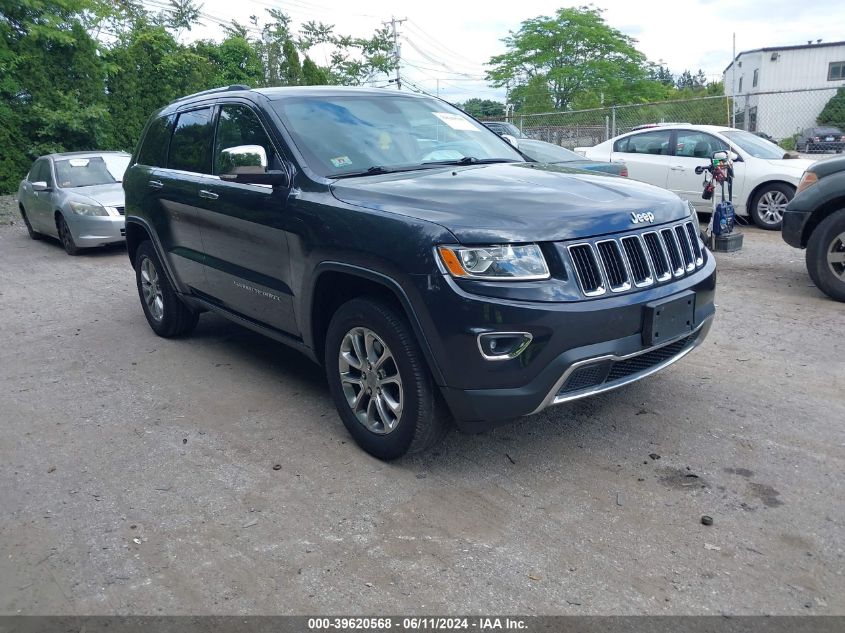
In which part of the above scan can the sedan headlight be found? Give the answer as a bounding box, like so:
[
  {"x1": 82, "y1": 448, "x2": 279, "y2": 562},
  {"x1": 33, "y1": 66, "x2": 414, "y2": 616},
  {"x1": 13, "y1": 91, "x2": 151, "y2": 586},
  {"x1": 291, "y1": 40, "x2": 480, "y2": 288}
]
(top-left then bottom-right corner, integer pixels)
[
  {"x1": 69, "y1": 201, "x2": 108, "y2": 216},
  {"x1": 437, "y1": 244, "x2": 550, "y2": 281}
]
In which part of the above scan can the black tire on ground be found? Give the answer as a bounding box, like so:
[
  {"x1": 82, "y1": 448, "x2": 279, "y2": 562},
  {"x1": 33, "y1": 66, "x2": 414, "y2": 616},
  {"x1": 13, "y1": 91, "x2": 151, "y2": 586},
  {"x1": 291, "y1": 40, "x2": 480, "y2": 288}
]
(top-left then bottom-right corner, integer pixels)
[
  {"x1": 749, "y1": 183, "x2": 794, "y2": 230},
  {"x1": 324, "y1": 297, "x2": 450, "y2": 460},
  {"x1": 805, "y1": 209, "x2": 845, "y2": 302},
  {"x1": 134, "y1": 240, "x2": 199, "y2": 337},
  {"x1": 56, "y1": 213, "x2": 80, "y2": 255},
  {"x1": 19, "y1": 206, "x2": 41, "y2": 240}
]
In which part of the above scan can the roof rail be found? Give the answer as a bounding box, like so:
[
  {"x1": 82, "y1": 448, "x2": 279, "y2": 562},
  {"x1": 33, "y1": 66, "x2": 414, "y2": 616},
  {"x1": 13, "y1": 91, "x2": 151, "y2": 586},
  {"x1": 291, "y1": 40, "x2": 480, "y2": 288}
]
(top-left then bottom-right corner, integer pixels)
[{"x1": 174, "y1": 84, "x2": 251, "y2": 103}]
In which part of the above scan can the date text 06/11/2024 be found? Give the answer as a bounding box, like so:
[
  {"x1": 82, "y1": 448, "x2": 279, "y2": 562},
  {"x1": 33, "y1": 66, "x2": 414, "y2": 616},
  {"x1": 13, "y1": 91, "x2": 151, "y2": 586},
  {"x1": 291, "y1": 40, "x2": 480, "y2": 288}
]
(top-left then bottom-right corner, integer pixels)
[{"x1": 307, "y1": 617, "x2": 528, "y2": 630}]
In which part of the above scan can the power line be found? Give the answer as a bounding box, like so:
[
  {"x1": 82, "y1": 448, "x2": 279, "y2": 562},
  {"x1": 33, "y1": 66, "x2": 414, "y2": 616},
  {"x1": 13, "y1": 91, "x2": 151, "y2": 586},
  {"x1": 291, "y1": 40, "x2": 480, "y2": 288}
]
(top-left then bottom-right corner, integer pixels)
[{"x1": 404, "y1": 20, "x2": 487, "y2": 71}]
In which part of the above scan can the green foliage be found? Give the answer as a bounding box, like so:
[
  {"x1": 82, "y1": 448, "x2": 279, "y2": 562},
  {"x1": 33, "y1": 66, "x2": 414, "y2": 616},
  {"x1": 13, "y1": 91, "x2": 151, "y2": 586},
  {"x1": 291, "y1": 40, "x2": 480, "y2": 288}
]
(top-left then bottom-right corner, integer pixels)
[
  {"x1": 0, "y1": 0, "x2": 398, "y2": 193},
  {"x1": 818, "y1": 88, "x2": 845, "y2": 129},
  {"x1": 459, "y1": 98, "x2": 505, "y2": 118},
  {"x1": 779, "y1": 133, "x2": 799, "y2": 151},
  {"x1": 487, "y1": 6, "x2": 655, "y2": 111}
]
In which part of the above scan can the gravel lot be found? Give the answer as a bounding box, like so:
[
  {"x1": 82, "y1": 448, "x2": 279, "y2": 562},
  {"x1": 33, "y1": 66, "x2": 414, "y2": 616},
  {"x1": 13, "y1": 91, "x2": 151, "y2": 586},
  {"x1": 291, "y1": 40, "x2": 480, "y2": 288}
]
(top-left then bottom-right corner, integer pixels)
[{"x1": 0, "y1": 220, "x2": 842, "y2": 616}]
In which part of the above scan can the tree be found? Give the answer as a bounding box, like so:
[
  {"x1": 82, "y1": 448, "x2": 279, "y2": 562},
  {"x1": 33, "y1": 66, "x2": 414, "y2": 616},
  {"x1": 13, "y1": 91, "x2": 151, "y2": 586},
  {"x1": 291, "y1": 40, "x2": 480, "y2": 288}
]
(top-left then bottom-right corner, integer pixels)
[
  {"x1": 818, "y1": 87, "x2": 845, "y2": 129},
  {"x1": 486, "y1": 6, "x2": 655, "y2": 110},
  {"x1": 460, "y1": 99, "x2": 505, "y2": 118},
  {"x1": 511, "y1": 76, "x2": 554, "y2": 114}
]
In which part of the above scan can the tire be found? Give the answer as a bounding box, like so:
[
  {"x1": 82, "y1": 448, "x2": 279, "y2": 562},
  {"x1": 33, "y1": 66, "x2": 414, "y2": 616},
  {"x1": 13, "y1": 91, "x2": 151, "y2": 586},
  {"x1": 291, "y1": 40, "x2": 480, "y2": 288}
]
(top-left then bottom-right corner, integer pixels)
[
  {"x1": 805, "y1": 209, "x2": 845, "y2": 302},
  {"x1": 56, "y1": 213, "x2": 80, "y2": 255},
  {"x1": 749, "y1": 183, "x2": 793, "y2": 230},
  {"x1": 134, "y1": 241, "x2": 199, "y2": 337},
  {"x1": 324, "y1": 297, "x2": 450, "y2": 460},
  {"x1": 19, "y1": 206, "x2": 41, "y2": 240}
]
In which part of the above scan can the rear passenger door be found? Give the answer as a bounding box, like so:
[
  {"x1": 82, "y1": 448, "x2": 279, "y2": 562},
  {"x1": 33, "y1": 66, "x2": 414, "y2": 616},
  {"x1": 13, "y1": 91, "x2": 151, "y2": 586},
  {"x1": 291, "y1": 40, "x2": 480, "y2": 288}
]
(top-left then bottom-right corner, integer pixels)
[
  {"x1": 194, "y1": 102, "x2": 298, "y2": 335},
  {"x1": 610, "y1": 130, "x2": 672, "y2": 188}
]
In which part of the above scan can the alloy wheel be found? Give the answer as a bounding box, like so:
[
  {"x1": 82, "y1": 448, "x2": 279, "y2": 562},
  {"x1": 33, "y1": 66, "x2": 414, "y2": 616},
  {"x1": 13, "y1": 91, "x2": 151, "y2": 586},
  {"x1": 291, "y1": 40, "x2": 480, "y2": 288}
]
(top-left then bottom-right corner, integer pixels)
[
  {"x1": 756, "y1": 190, "x2": 789, "y2": 226},
  {"x1": 827, "y1": 231, "x2": 845, "y2": 282},
  {"x1": 140, "y1": 256, "x2": 164, "y2": 322},
  {"x1": 338, "y1": 326, "x2": 403, "y2": 434}
]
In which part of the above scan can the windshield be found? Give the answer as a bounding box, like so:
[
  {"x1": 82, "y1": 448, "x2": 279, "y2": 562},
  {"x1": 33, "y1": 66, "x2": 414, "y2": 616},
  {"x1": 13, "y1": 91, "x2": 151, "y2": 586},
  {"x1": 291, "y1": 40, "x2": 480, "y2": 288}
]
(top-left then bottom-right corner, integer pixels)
[
  {"x1": 54, "y1": 154, "x2": 130, "y2": 188},
  {"x1": 721, "y1": 131, "x2": 785, "y2": 159},
  {"x1": 520, "y1": 141, "x2": 583, "y2": 163},
  {"x1": 272, "y1": 94, "x2": 523, "y2": 177}
]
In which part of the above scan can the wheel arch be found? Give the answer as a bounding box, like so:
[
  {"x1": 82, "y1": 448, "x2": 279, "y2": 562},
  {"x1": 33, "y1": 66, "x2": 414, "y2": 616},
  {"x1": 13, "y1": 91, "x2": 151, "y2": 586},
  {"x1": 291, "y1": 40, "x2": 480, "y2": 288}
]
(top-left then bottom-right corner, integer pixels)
[
  {"x1": 801, "y1": 198, "x2": 845, "y2": 248},
  {"x1": 308, "y1": 263, "x2": 445, "y2": 386},
  {"x1": 746, "y1": 179, "x2": 796, "y2": 213}
]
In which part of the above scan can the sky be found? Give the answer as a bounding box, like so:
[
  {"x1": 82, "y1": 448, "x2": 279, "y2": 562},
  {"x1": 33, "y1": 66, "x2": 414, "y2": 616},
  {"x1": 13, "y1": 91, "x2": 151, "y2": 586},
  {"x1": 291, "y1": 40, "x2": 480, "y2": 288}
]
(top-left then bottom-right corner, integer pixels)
[{"x1": 164, "y1": 0, "x2": 845, "y2": 103}]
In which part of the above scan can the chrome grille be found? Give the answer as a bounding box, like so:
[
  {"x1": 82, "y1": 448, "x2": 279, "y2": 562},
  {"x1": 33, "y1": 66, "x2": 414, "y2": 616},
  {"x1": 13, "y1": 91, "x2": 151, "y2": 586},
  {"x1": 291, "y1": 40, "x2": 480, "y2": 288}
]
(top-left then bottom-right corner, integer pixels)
[
  {"x1": 567, "y1": 221, "x2": 705, "y2": 298},
  {"x1": 568, "y1": 244, "x2": 606, "y2": 296}
]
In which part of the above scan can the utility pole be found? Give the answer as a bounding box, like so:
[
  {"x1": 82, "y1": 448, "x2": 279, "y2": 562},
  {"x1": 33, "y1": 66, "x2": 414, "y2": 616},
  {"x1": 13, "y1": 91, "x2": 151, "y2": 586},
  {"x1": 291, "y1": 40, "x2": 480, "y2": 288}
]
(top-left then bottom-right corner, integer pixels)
[{"x1": 383, "y1": 16, "x2": 407, "y2": 90}]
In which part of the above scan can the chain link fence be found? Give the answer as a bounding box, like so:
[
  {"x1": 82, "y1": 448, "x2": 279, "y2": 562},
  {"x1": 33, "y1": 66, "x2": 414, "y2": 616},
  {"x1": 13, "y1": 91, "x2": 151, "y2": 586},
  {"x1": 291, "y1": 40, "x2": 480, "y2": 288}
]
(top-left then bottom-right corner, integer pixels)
[{"x1": 487, "y1": 87, "x2": 842, "y2": 151}]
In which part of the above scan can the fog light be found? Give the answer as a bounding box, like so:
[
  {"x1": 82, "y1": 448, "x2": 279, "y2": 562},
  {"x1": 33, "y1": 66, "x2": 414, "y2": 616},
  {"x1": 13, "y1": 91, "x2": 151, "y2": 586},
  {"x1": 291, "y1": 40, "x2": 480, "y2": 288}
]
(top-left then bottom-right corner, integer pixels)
[{"x1": 477, "y1": 332, "x2": 533, "y2": 361}]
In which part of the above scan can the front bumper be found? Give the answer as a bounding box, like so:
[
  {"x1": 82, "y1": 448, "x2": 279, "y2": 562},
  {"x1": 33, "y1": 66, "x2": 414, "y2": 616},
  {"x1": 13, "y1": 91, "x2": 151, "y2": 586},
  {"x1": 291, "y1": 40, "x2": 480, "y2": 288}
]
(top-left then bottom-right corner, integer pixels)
[
  {"x1": 409, "y1": 256, "x2": 716, "y2": 430},
  {"x1": 781, "y1": 209, "x2": 811, "y2": 249},
  {"x1": 67, "y1": 213, "x2": 125, "y2": 247}
]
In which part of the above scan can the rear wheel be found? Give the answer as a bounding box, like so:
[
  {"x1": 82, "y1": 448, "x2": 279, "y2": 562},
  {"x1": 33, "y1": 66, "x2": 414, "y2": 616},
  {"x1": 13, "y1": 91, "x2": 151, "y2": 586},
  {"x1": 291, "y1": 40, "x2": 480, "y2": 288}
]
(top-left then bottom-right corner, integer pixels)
[
  {"x1": 56, "y1": 214, "x2": 80, "y2": 255},
  {"x1": 19, "y1": 206, "x2": 41, "y2": 240},
  {"x1": 749, "y1": 183, "x2": 793, "y2": 230},
  {"x1": 134, "y1": 241, "x2": 199, "y2": 337},
  {"x1": 806, "y1": 210, "x2": 845, "y2": 302},
  {"x1": 325, "y1": 297, "x2": 450, "y2": 460}
]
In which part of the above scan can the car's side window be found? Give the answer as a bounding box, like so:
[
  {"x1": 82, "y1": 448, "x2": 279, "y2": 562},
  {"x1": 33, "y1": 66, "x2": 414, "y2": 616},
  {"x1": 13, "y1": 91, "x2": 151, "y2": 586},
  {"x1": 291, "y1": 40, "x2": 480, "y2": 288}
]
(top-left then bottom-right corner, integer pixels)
[
  {"x1": 213, "y1": 104, "x2": 278, "y2": 174},
  {"x1": 137, "y1": 114, "x2": 175, "y2": 167},
  {"x1": 618, "y1": 131, "x2": 672, "y2": 155},
  {"x1": 675, "y1": 131, "x2": 728, "y2": 158},
  {"x1": 168, "y1": 107, "x2": 214, "y2": 174},
  {"x1": 28, "y1": 159, "x2": 45, "y2": 183}
]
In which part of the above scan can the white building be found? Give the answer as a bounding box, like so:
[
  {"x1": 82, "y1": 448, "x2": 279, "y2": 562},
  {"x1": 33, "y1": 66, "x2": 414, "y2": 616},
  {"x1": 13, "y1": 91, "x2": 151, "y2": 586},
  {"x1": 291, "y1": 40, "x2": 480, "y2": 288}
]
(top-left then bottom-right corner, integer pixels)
[{"x1": 723, "y1": 40, "x2": 845, "y2": 139}]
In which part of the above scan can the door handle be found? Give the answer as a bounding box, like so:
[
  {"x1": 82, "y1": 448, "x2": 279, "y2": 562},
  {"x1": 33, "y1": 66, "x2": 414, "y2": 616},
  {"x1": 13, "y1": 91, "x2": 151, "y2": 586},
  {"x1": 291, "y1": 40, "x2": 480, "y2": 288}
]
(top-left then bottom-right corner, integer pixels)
[
  {"x1": 148, "y1": 180, "x2": 163, "y2": 190},
  {"x1": 670, "y1": 165, "x2": 685, "y2": 171},
  {"x1": 198, "y1": 189, "x2": 219, "y2": 200}
]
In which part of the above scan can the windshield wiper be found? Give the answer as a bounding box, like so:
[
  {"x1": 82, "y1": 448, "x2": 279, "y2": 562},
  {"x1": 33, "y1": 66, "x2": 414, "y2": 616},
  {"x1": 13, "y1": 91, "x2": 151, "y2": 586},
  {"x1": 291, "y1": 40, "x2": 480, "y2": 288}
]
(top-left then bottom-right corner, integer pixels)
[
  {"x1": 422, "y1": 157, "x2": 521, "y2": 166},
  {"x1": 332, "y1": 164, "x2": 439, "y2": 179}
]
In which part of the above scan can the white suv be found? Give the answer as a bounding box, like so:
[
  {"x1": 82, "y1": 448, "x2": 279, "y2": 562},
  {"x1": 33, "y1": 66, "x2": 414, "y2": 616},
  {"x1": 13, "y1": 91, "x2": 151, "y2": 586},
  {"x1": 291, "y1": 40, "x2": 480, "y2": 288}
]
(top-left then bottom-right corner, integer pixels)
[{"x1": 579, "y1": 125, "x2": 815, "y2": 229}]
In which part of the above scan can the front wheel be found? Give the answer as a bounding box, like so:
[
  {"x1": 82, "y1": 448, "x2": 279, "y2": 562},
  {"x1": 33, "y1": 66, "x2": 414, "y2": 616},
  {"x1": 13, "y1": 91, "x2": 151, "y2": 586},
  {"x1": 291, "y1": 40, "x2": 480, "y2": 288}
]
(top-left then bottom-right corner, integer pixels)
[
  {"x1": 749, "y1": 183, "x2": 793, "y2": 230},
  {"x1": 134, "y1": 241, "x2": 199, "y2": 337},
  {"x1": 324, "y1": 297, "x2": 450, "y2": 460},
  {"x1": 806, "y1": 209, "x2": 845, "y2": 302},
  {"x1": 56, "y1": 214, "x2": 80, "y2": 255}
]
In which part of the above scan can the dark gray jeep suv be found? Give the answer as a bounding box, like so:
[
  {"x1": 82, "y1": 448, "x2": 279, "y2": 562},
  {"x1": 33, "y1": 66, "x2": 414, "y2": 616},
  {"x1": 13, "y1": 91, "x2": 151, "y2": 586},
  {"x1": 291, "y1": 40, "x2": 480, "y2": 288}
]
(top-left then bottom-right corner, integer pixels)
[{"x1": 124, "y1": 85, "x2": 716, "y2": 459}]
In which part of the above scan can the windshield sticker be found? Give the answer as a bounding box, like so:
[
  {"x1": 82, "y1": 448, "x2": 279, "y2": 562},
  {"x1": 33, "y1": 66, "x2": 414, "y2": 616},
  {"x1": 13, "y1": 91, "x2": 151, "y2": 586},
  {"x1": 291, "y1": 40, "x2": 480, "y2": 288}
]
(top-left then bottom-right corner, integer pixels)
[
  {"x1": 432, "y1": 112, "x2": 479, "y2": 131},
  {"x1": 68, "y1": 159, "x2": 90, "y2": 167},
  {"x1": 330, "y1": 156, "x2": 352, "y2": 168}
]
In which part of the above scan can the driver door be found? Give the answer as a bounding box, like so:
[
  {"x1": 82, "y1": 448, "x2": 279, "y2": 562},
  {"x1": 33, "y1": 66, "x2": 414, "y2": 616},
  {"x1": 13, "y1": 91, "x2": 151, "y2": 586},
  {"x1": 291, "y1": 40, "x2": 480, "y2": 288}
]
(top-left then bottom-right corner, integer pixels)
[
  {"x1": 666, "y1": 130, "x2": 730, "y2": 211},
  {"x1": 26, "y1": 159, "x2": 57, "y2": 234}
]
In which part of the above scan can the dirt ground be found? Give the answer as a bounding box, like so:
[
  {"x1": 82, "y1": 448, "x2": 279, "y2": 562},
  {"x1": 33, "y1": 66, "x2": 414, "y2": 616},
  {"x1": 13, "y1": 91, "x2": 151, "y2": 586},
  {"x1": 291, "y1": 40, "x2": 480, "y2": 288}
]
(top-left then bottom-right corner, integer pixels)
[{"x1": 0, "y1": 219, "x2": 842, "y2": 616}]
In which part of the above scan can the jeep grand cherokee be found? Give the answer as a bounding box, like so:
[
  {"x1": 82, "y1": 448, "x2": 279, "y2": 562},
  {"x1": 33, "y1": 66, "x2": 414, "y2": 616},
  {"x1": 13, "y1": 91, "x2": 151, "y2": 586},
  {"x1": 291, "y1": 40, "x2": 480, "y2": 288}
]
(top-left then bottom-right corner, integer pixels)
[{"x1": 123, "y1": 86, "x2": 716, "y2": 460}]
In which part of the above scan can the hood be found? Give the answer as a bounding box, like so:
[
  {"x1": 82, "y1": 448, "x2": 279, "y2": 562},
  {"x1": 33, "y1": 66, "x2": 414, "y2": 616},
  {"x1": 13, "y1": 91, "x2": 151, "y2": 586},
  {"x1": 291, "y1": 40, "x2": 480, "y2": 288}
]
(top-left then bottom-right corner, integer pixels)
[
  {"x1": 65, "y1": 182, "x2": 125, "y2": 208},
  {"x1": 331, "y1": 162, "x2": 687, "y2": 243},
  {"x1": 764, "y1": 158, "x2": 815, "y2": 172}
]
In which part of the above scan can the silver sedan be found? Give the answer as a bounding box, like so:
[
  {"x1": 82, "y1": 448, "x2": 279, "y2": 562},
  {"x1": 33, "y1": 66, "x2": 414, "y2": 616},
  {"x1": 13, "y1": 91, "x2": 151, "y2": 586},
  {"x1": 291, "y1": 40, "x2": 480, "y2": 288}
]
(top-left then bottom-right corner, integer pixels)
[{"x1": 17, "y1": 151, "x2": 131, "y2": 255}]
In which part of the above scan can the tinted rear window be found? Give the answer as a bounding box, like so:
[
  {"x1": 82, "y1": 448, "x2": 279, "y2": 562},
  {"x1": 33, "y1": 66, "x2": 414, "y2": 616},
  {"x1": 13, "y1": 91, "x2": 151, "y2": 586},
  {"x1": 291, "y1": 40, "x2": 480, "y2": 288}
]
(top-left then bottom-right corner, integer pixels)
[
  {"x1": 137, "y1": 114, "x2": 174, "y2": 167},
  {"x1": 168, "y1": 108, "x2": 214, "y2": 173}
]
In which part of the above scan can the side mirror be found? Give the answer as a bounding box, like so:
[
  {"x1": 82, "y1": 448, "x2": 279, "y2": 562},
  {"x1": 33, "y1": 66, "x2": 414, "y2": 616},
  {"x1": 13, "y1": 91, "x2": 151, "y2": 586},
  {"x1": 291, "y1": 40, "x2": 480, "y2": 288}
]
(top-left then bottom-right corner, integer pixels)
[
  {"x1": 501, "y1": 134, "x2": 519, "y2": 149},
  {"x1": 219, "y1": 145, "x2": 289, "y2": 187},
  {"x1": 31, "y1": 181, "x2": 50, "y2": 192},
  {"x1": 712, "y1": 150, "x2": 728, "y2": 161}
]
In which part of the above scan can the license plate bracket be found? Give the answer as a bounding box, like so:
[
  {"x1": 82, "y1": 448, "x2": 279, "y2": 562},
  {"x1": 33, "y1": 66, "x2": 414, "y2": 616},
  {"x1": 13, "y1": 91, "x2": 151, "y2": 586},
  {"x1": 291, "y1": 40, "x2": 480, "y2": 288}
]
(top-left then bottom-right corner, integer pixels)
[{"x1": 642, "y1": 291, "x2": 695, "y2": 346}]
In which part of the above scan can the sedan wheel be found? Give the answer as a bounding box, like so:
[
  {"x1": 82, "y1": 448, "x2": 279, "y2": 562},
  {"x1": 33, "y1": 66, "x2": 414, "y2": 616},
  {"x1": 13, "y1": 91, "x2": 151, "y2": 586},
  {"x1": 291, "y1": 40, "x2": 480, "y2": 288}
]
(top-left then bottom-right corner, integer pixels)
[
  {"x1": 56, "y1": 214, "x2": 80, "y2": 255},
  {"x1": 750, "y1": 184, "x2": 793, "y2": 230}
]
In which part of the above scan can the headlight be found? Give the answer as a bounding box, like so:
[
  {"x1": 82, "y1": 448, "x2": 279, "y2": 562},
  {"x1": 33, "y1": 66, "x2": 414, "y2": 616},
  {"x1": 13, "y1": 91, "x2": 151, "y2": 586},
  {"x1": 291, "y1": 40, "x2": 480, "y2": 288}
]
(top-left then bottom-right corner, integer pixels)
[
  {"x1": 69, "y1": 201, "x2": 108, "y2": 216},
  {"x1": 437, "y1": 244, "x2": 550, "y2": 280},
  {"x1": 796, "y1": 171, "x2": 818, "y2": 194}
]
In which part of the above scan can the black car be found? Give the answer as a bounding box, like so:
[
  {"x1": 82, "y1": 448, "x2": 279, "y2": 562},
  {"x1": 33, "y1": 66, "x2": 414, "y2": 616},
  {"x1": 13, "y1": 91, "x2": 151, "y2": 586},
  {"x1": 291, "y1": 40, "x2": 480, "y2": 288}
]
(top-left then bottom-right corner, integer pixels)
[
  {"x1": 783, "y1": 155, "x2": 845, "y2": 301},
  {"x1": 795, "y1": 126, "x2": 845, "y2": 154},
  {"x1": 124, "y1": 86, "x2": 716, "y2": 460}
]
